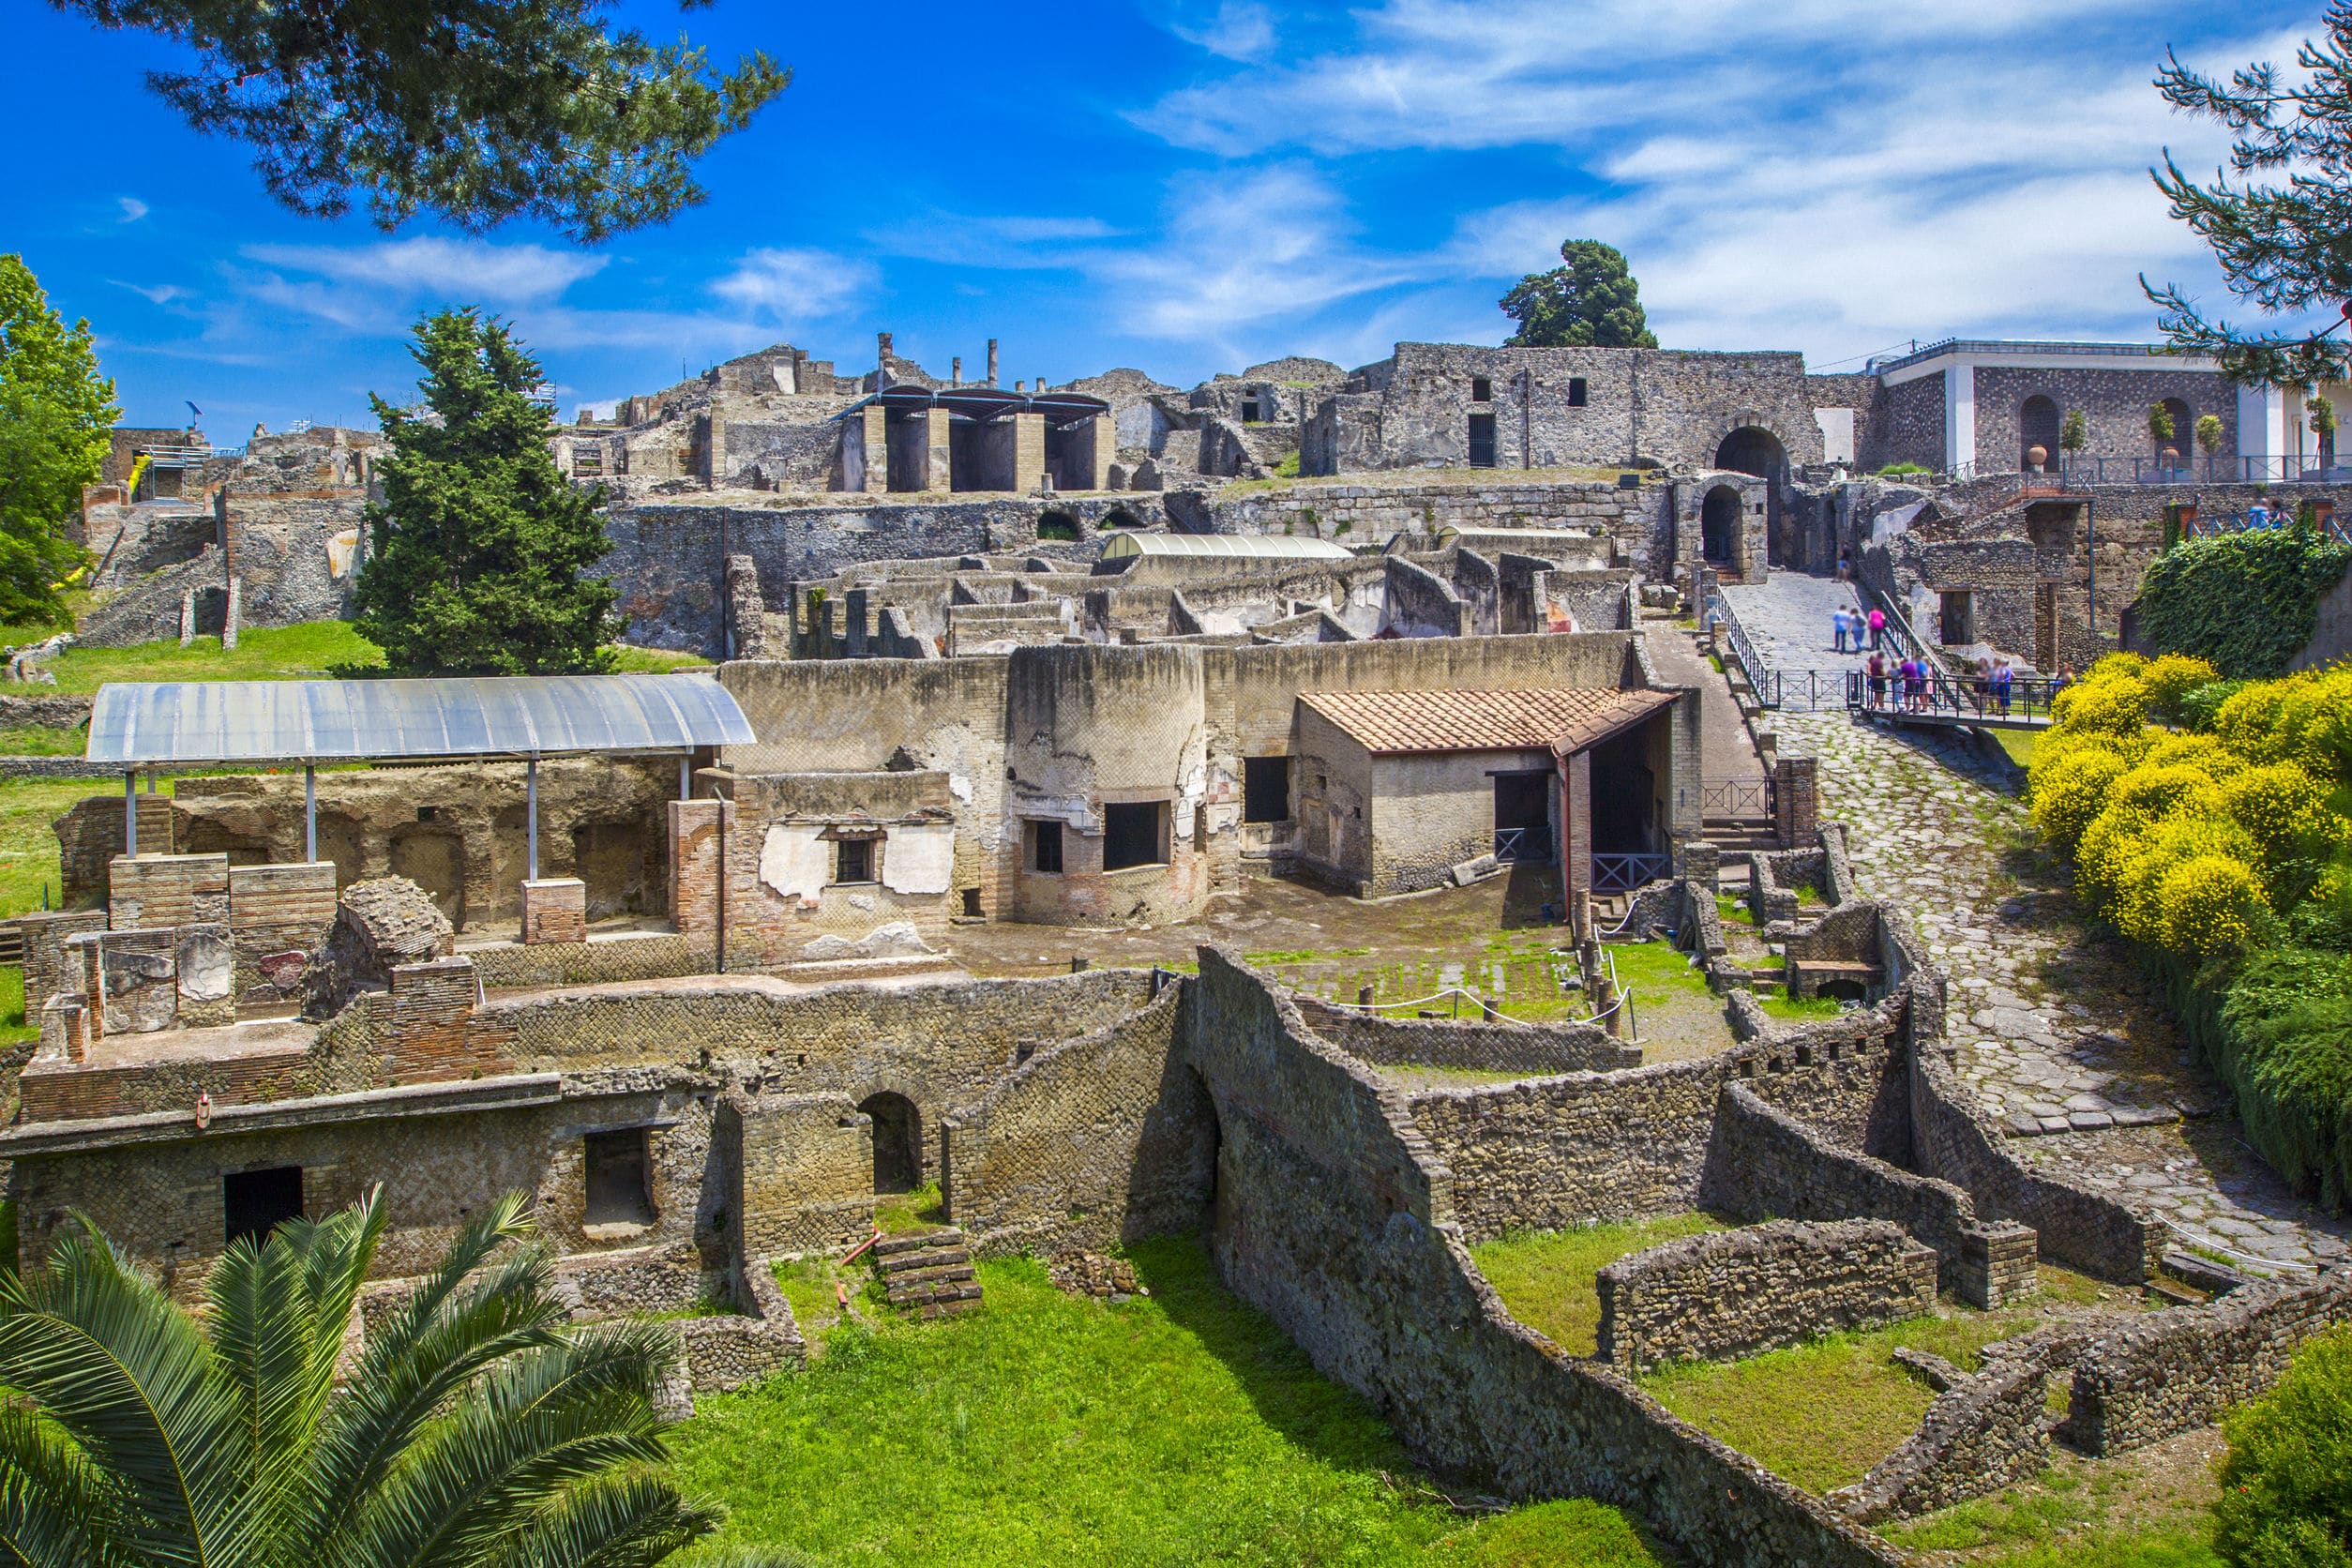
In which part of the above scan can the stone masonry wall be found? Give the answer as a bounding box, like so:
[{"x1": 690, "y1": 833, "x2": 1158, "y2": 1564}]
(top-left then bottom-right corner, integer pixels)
[
  {"x1": 1298, "y1": 1001, "x2": 1641, "y2": 1075},
  {"x1": 1594, "y1": 1219, "x2": 1937, "y2": 1371},
  {"x1": 1184, "y1": 948, "x2": 1903, "y2": 1567}
]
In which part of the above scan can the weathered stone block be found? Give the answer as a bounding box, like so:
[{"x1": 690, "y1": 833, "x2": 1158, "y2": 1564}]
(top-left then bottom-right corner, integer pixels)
[{"x1": 521, "y1": 878, "x2": 589, "y2": 945}]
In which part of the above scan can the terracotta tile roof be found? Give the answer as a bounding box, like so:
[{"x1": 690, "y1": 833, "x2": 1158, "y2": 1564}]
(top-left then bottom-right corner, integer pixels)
[{"x1": 1297, "y1": 687, "x2": 1674, "y2": 757}]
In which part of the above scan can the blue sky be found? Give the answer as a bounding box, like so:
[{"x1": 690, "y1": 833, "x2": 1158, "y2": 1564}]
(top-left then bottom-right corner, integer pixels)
[{"x1": 2, "y1": 0, "x2": 2320, "y2": 432}]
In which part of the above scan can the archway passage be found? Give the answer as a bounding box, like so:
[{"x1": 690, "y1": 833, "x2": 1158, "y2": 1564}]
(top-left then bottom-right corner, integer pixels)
[
  {"x1": 2020, "y1": 396, "x2": 2060, "y2": 473},
  {"x1": 859, "y1": 1092, "x2": 922, "y2": 1194},
  {"x1": 2157, "y1": 399, "x2": 2193, "y2": 462},
  {"x1": 1035, "y1": 510, "x2": 1079, "y2": 542},
  {"x1": 1701, "y1": 486, "x2": 1742, "y2": 566},
  {"x1": 1713, "y1": 426, "x2": 1787, "y2": 479}
]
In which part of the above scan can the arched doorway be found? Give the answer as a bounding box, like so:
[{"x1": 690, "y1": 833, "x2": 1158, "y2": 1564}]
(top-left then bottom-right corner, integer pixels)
[
  {"x1": 1714, "y1": 427, "x2": 1787, "y2": 480},
  {"x1": 1701, "y1": 486, "x2": 1742, "y2": 567},
  {"x1": 858, "y1": 1092, "x2": 922, "y2": 1194},
  {"x1": 2156, "y1": 399, "x2": 2192, "y2": 467},
  {"x1": 1102, "y1": 507, "x2": 1141, "y2": 529},
  {"x1": 1035, "y1": 510, "x2": 1079, "y2": 542},
  {"x1": 2020, "y1": 396, "x2": 2060, "y2": 474}
]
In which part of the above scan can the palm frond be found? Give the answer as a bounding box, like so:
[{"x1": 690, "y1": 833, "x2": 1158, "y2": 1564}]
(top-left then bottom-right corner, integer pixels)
[
  {"x1": 0, "y1": 1405, "x2": 133, "y2": 1568},
  {"x1": 0, "y1": 1222, "x2": 263, "y2": 1568},
  {"x1": 479, "y1": 1476, "x2": 722, "y2": 1568}
]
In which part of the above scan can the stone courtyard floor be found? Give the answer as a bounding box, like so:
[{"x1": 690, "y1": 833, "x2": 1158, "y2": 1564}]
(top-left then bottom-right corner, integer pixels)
[{"x1": 1731, "y1": 568, "x2": 2349, "y2": 1278}]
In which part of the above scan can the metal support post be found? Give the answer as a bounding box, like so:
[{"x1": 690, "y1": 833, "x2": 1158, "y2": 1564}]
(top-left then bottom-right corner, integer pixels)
[
  {"x1": 305, "y1": 765, "x2": 316, "y2": 862},
  {"x1": 526, "y1": 758, "x2": 539, "y2": 882},
  {"x1": 124, "y1": 772, "x2": 137, "y2": 856}
]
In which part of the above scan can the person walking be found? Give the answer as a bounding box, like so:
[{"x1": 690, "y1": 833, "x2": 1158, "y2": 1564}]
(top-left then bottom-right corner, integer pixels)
[
  {"x1": 1866, "y1": 604, "x2": 1886, "y2": 650},
  {"x1": 1866, "y1": 650, "x2": 1889, "y2": 709},
  {"x1": 1832, "y1": 606, "x2": 1850, "y2": 654},
  {"x1": 1992, "y1": 657, "x2": 2014, "y2": 717}
]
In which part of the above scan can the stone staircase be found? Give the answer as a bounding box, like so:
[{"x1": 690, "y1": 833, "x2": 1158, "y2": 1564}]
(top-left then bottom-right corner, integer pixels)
[
  {"x1": 873, "y1": 1227, "x2": 985, "y2": 1319},
  {"x1": 1703, "y1": 815, "x2": 1781, "y2": 874}
]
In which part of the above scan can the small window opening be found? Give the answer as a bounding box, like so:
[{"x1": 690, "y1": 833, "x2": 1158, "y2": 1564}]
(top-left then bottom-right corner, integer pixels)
[
  {"x1": 1470, "y1": 377, "x2": 1493, "y2": 402},
  {"x1": 1568, "y1": 378, "x2": 1589, "y2": 407},
  {"x1": 583, "y1": 1127, "x2": 655, "y2": 1227},
  {"x1": 415, "y1": 806, "x2": 438, "y2": 822},
  {"x1": 1027, "y1": 819, "x2": 1063, "y2": 873},
  {"x1": 1243, "y1": 756, "x2": 1291, "y2": 824},
  {"x1": 223, "y1": 1166, "x2": 304, "y2": 1247},
  {"x1": 960, "y1": 887, "x2": 984, "y2": 916},
  {"x1": 834, "y1": 837, "x2": 874, "y2": 884},
  {"x1": 1103, "y1": 801, "x2": 1168, "y2": 871}
]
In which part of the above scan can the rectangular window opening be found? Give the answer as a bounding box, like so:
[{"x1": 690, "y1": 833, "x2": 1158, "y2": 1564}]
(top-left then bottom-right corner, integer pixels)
[
  {"x1": 1103, "y1": 801, "x2": 1168, "y2": 871},
  {"x1": 1470, "y1": 377, "x2": 1493, "y2": 402},
  {"x1": 834, "y1": 837, "x2": 874, "y2": 884},
  {"x1": 1027, "y1": 819, "x2": 1063, "y2": 874},
  {"x1": 1468, "y1": 413, "x2": 1498, "y2": 468},
  {"x1": 960, "y1": 887, "x2": 984, "y2": 916},
  {"x1": 1568, "y1": 377, "x2": 1589, "y2": 407},
  {"x1": 1243, "y1": 756, "x2": 1291, "y2": 824},
  {"x1": 584, "y1": 1127, "x2": 655, "y2": 1227},
  {"x1": 223, "y1": 1166, "x2": 304, "y2": 1248}
]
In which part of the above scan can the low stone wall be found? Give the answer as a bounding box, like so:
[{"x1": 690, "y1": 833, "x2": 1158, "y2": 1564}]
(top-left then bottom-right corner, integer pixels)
[
  {"x1": 1596, "y1": 1219, "x2": 1936, "y2": 1371},
  {"x1": 2071, "y1": 1263, "x2": 2352, "y2": 1454},
  {"x1": 0, "y1": 694, "x2": 93, "y2": 729},
  {"x1": 1298, "y1": 1001, "x2": 1641, "y2": 1075},
  {"x1": 1834, "y1": 1324, "x2": 2090, "y2": 1523}
]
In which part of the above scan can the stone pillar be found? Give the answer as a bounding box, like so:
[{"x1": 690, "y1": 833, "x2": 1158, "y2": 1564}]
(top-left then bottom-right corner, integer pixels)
[
  {"x1": 1012, "y1": 413, "x2": 1047, "y2": 492},
  {"x1": 859, "y1": 406, "x2": 887, "y2": 495},
  {"x1": 669, "y1": 798, "x2": 737, "y2": 935},
  {"x1": 221, "y1": 577, "x2": 241, "y2": 651},
  {"x1": 1681, "y1": 839, "x2": 1720, "y2": 897},
  {"x1": 951, "y1": 356, "x2": 962, "y2": 387},
  {"x1": 520, "y1": 878, "x2": 588, "y2": 944},
  {"x1": 986, "y1": 338, "x2": 999, "y2": 388},
  {"x1": 1089, "y1": 415, "x2": 1113, "y2": 491},
  {"x1": 1959, "y1": 1222, "x2": 2039, "y2": 1309},
  {"x1": 1773, "y1": 754, "x2": 1818, "y2": 850},
  {"x1": 705, "y1": 412, "x2": 726, "y2": 489},
  {"x1": 1562, "y1": 750, "x2": 1592, "y2": 905},
  {"x1": 178, "y1": 591, "x2": 197, "y2": 648},
  {"x1": 843, "y1": 589, "x2": 870, "y2": 657},
  {"x1": 924, "y1": 408, "x2": 953, "y2": 491}
]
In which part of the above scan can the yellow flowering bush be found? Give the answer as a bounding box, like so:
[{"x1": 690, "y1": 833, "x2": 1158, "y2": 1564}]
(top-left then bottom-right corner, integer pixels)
[
  {"x1": 2158, "y1": 854, "x2": 2265, "y2": 957},
  {"x1": 2113, "y1": 812, "x2": 2259, "y2": 945},
  {"x1": 2144, "y1": 654, "x2": 2222, "y2": 715},
  {"x1": 2028, "y1": 746, "x2": 2133, "y2": 853},
  {"x1": 2222, "y1": 763, "x2": 2339, "y2": 866}
]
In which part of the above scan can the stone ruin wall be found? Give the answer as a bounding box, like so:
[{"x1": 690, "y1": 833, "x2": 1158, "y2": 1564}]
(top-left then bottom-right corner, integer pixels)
[{"x1": 1595, "y1": 1218, "x2": 1938, "y2": 1372}]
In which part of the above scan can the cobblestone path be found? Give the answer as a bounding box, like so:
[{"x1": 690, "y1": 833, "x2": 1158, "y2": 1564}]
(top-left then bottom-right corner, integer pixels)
[{"x1": 1728, "y1": 572, "x2": 2347, "y2": 1277}]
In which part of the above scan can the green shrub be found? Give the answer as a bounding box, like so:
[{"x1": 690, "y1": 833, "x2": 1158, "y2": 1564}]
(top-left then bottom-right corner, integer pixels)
[
  {"x1": 2135, "y1": 530, "x2": 2352, "y2": 678},
  {"x1": 1275, "y1": 452, "x2": 1301, "y2": 478},
  {"x1": 2213, "y1": 1327, "x2": 2352, "y2": 1566},
  {"x1": 2182, "y1": 680, "x2": 2252, "y2": 731},
  {"x1": 2214, "y1": 948, "x2": 2352, "y2": 1208},
  {"x1": 1877, "y1": 462, "x2": 1929, "y2": 476}
]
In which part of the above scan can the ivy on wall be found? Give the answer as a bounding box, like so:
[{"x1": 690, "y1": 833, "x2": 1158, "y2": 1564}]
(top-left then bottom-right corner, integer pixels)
[{"x1": 2136, "y1": 528, "x2": 2352, "y2": 678}]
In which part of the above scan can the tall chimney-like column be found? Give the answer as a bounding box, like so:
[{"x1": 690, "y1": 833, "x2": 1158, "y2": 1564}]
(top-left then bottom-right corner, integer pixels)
[
  {"x1": 987, "y1": 339, "x2": 999, "y2": 388},
  {"x1": 952, "y1": 356, "x2": 962, "y2": 387}
]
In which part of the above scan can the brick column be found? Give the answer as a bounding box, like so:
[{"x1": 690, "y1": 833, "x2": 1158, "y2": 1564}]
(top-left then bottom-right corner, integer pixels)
[
  {"x1": 1562, "y1": 750, "x2": 1592, "y2": 905},
  {"x1": 1773, "y1": 754, "x2": 1818, "y2": 850},
  {"x1": 382, "y1": 957, "x2": 491, "y2": 1083},
  {"x1": 860, "y1": 407, "x2": 887, "y2": 494},
  {"x1": 1012, "y1": 413, "x2": 1046, "y2": 492},
  {"x1": 520, "y1": 878, "x2": 588, "y2": 944},
  {"x1": 924, "y1": 408, "x2": 952, "y2": 491},
  {"x1": 1681, "y1": 840, "x2": 1720, "y2": 897},
  {"x1": 1088, "y1": 414, "x2": 1112, "y2": 491},
  {"x1": 669, "y1": 799, "x2": 737, "y2": 934},
  {"x1": 1959, "y1": 1222, "x2": 2039, "y2": 1309}
]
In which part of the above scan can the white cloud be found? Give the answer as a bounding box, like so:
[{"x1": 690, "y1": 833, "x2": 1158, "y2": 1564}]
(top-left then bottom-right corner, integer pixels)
[
  {"x1": 116, "y1": 196, "x2": 148, "y2": 223},
  {"x1": 1168, "y1": 1, "x2": 1276, "y2": 61},
  {"x1": 709, "y1": 248, "x2": 876, "y2": 322},
  {"x1": 240, "y1": 236, "x2": 610, "y2": 307},
  {"x1": 112, "y1": 279, "x2": 186, "y2": 306}
]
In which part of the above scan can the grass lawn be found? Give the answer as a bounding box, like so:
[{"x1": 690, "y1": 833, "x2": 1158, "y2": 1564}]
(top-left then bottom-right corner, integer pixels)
[
  {"x1": 0, "y1": 776, "x2": 134, "y2": 920},
  {"x1": 1756, "y1": 992, "x2": 1846, "y2": 1024},
  {"x1": 1602, "y1": 940, "x2": 1731, "y2": 1061},
  {"x1": 685, "y1": 1237, "x2": 1666, "y2": 1568},
  {"x1": 1471, "y1": 1213, "x2": 1729, "y2": 1356},
  {"x1": 0, "y1": 726, "x2": 92, "y2": 756},
  {"x1": 1991, "y1": 729, "x2": 2038, "y2": 770}
]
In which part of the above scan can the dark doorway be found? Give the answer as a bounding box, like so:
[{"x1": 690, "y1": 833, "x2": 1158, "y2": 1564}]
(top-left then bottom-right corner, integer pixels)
[
  {"x1": 1036, "y1": 511, "x2": 1079, "y2": 541},
  {"x1": 1103, "y1": 801, "x2": 1168, "y2": 870},
  {"x1": 1243, "y1": 757, "x2": 1290, "y2": 823},
  {"x1": 1492, "y1": 772, "x2": 1551, "y2": 863},
  {"x1": 1103, "y1": 508, "x2": 1142, "y2": 529},
  {"x1": 859, "y1": 1092, "x2": 922, "y2": 1194},
  {"x1": 583, "y1": 1127, "x2": 655, "y2": 1226},
  {"x1": 1701, "y1": 486, "x2": 1742, "y2": 565},
  {"x1": 2019, "y1": 396, "x2": 2060, "y2": 473},
  {"x1": 1714, "y1": 426, "x2": 1787, "y2": 479},
  {"x1": 1468, "y1": 413, "x2": 1498, "y2": 467},
  {"x1": 223, "y1": 1166, "x2": 304, "y2": 1247},
  {"x1": 1940, "y1": 592, "x2": 1976, "y2": 646},
  {"x1": 1589, "y1": 725, "x2": 1657, "y2": 855},
  {"x1": 1027, "y1": 819, "x2": 1063, "y2": 873},
  {"x1": 2157, "y1": 399, "x2": 2192, "y2": 465}
]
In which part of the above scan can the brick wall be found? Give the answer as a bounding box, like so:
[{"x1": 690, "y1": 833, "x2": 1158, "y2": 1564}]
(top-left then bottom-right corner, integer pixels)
[{"x1": 107, "y1": 852, "x2": 228, "y2": 929}]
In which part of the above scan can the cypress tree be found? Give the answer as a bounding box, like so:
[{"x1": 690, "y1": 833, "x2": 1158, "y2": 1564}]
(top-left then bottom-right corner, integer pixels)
[{"x1": 354, "y1": 310, "x2": 622, "y2": 675}]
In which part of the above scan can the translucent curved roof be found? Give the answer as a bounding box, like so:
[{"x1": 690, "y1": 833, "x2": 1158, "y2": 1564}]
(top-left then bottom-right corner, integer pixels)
[
  {"x1": 88, "y1": 673, "x2": 753, "y2": 767},
  {"x1": 1099, "y1": 531, "x2": 1353, "y2": 562}
]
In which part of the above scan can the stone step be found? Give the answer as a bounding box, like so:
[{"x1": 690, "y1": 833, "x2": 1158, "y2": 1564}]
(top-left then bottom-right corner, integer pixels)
[
  {"x1": 879, "y1": 1245, "x2": 970, "y2": 1274},
  {"x1": 884, "y1": 1262, "x2": 977, "y2": 1290},
  {"x1": 913, "y1": 1297, "x2": 984, "y2": 1320},
  {"x1": 872, "y1": 1227, "x2": 966, "y2": 1258},
  {"x1": 889, "y1": 1276, "x2": 983, "y2": 1304}
]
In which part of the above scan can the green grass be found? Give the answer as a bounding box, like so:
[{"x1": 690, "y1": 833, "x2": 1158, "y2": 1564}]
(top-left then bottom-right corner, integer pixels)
[
  {"x1": 875, "y1": 1182, "x2": 946, "y2": 1233},
  {"x1": 1602, "y1": 941, "x2": 1715, "y2": 1002},
  {"x1": 1471, "y1": 1214, "x2": 1729, "y2": 1356},
  {"x1": 23, "y1": 622, "x2": 386, "y2": 691},
  {"x1": 1886, "y1": 1475, "x2": 2220, "y2": 1565},
  {"x1": 1713, "y1": 893, "x2": 1747, "y2": 927},
  {"x1": 1992, "y1": 729, "x2": 2039, "y2": 769},
  {"x1": 0, "y1": 776, "x2": 137, "y2": 919},
  {"x1": 1639, "y1": 1307, "x2": 2067, "y2": 1495},
  {"x1": 0, "y1": 726, "x2": 90, "y2": 756},
  {"x1": 1756, "y1": 992, "x2": 1845, "y2": 1023},
  {"x1": 608, "y1": 643, "x2": 715, "y2": 672},
  {"x1": 683, "y1": 1238, "x2": 1665, "y2": 1567}
]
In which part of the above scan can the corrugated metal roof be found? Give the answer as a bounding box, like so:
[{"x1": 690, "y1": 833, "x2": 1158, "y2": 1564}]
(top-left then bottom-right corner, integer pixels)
[
  {"x1": 1100, "y1": 532, "x2": 1353, "y2": 562},
  {"x1": 1298, "y1": 687, "x2": 1673, "y2": 756},
  {"x1": 88, "y1": 673, "x2": 753, "y2": 767}
]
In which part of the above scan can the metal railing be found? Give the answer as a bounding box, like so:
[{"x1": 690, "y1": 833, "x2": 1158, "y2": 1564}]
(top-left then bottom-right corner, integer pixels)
[
  {"x1": 1708, "y1": 591, "x2": 1781, "y2": 708},
  {"x1": 1845, "y1": 667, "x2": 2063, "y2": 725},
  {"x1": 2044, "y1": 455, "x2": 2329, "y2": 486},
  {"x1": 1772, "y1": 670, "x2": 1852, "y2": 712},
  {"x1": 1592, "y1": 852, "x2": 1670, "y2": 892},
  {"x1": 1701, "y1": 776, "x2": 1775, "y2": 817},
  {"x1": 1494, "y1": 825, "x2": 1552, "y2": 864},
  {"x1": 2182, "y1": 507, "x2": 2352, "y2": 547}
]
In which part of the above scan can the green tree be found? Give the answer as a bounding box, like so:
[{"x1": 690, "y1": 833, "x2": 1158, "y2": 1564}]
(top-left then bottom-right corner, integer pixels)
[
  {"x1": 50, "y1": 1, "x2": 787, "y2": 242},
  {"x1": 2151, "y1": 400, "x2": 2179, "y2": 445},
  {"x1": 2060, "y1": 408, "x2": 2089, "y2": 453},
  {"x1": 0, "y1": 1191, "x2": 763, "y2": 1568},
  {"x1": 2198, "y1": 413, "x2": 2227, "y2": 456},
  {"x1": 2213, "y1": 1326, "x2": 2352, "y2": 1566},
  {"x1": 1500, "y1": 240, "x2": 1658, "y2": 349},
  {"x1": 0, "y1": 255, "x2": 113, "y2": 629},
  {"x1": 2145, "y1": 8, "x2": 2352, "y2": 384},
  {"x1": 354, "y1": 310, "x2": 623, "y2": 674},
  {"x1": 2314, "y1": 394, "x2": 2341, "y2": 443}
]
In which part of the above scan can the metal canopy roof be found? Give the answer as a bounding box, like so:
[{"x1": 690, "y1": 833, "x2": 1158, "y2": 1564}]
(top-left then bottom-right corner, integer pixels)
[
  {"x1": 834, "y1": 384, "x2": 1110, "y2": 428},
  {"x1": 87, "y1": 673, "x2": 754, "y2": 768},
  {"x1": 1099, "y1": 531, "x2": 1354, "y2": 562}
]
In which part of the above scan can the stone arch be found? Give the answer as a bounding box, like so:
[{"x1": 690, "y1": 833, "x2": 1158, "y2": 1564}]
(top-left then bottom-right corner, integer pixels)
[
  {"x1": 2019, "y1": 396, "x2": 2060, "y2": 472},
  {"x1": 1713, "y1": 425, "x2": 1788, "y2": 480},
  {"x1": 1102, "y1": 507, "x2": 1143, "y2": 529},
  {"x1": 1035, "y1": 510, "x2": 1080, "y2": 542},
  {"x1": 857, "y1": 1091, "x2": 923, "y2": 1195},
  {"x1": 1701, "y1": 485, "x2": 1742, "y2": 566}
]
